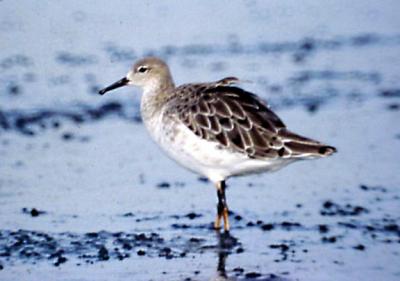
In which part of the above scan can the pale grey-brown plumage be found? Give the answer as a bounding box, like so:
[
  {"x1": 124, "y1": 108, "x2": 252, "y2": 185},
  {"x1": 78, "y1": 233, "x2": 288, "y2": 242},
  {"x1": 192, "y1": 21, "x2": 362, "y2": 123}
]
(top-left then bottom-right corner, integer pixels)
[{"x1": 99, "y1": 57, "x2": 336, "y2": 232}]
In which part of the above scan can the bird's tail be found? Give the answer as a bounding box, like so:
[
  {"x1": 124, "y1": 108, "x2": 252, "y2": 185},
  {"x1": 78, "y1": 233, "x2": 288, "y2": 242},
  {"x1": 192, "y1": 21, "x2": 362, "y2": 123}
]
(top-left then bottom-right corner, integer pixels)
[{"x1": 278, "y1": 129, "x2": 337, "y2": 159}]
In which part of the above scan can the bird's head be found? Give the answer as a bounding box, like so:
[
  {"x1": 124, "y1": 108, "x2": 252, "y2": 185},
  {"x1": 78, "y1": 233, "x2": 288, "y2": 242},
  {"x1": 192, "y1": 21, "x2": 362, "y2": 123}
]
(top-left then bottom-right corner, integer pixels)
[{"x1": 99, "y1": 57, "x2": 174, "y2": 95}]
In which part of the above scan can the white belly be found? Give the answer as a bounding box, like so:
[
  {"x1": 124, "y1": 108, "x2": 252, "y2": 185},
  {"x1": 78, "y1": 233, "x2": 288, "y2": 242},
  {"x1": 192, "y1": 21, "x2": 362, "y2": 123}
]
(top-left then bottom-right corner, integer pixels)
[{"x1": 142, "y1": 111, "x2": 293, "y2": 183}]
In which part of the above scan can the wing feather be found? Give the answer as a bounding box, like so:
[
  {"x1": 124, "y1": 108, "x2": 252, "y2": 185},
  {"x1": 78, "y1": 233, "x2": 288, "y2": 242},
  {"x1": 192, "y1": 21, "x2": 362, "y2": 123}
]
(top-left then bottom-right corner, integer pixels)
[{"x1": 165, "y1": 80, "x2": 335, "y2": 159}]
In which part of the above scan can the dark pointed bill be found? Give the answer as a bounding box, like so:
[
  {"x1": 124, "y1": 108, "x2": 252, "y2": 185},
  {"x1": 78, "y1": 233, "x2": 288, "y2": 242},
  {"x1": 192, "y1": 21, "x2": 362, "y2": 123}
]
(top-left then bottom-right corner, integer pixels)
[{"x1": 98, "y1": 77, "x2": 129, "y2": 95}]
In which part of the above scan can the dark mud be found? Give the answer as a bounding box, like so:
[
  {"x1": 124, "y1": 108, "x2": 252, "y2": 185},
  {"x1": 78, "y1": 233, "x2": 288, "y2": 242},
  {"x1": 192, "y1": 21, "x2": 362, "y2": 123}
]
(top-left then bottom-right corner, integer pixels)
[
  {"x1": 0, "y1": 220, "x2": 397, "y2": 280},
  {"x1": 1, "y1": 184, "x2": 398, "y2": 269},
  {"x1": 0, "y1": 230, "x2": 193, "y2": 265},
  {"x1": 0, "y1": 229, "x2": 288, "y2": 280},
  {"x1": 0, "y1": 101, "x2": 140, "y2": 136},
  {"x1": 21, "y1": 208, "x2": 46, "y2": 217}
]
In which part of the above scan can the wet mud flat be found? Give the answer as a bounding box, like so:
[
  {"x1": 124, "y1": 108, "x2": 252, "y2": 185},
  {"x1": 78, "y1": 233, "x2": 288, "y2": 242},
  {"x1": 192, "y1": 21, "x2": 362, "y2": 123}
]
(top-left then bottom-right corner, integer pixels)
[
  {"x1": 0, "y1": 182, "x2": 399, "y2": 281},
  {"x1": 1, "y1": 2, "x2": 400, "y2": 279},
  {"x1": 0, "y1": 96, "x2": 399, "y2": 280},
  {"x1": 1, "y1": 53, "x2": 400, "y2": 280},
  {"x1": 1, "y1": 51, "x2": 400, "y2": 280}
]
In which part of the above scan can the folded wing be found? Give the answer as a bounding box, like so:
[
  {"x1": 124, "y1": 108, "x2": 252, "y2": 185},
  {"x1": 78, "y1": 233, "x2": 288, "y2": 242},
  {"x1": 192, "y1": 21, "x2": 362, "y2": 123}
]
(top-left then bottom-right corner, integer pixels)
[{"x1": 166, "y1": 79, "x2": 336, "y2": 160}]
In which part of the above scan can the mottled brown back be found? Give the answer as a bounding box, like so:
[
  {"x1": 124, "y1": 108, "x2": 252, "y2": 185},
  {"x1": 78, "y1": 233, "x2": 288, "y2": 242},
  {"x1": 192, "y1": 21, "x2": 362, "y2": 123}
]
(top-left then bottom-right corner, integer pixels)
[{"x1": 165, "y1": 78, "x2": 336, "y2": 159}]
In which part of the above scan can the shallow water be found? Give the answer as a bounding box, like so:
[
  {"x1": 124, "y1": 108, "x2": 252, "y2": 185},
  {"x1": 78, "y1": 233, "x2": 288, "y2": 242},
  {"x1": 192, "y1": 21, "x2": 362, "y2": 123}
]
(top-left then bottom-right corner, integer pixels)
[{"x1": 1, "y1": 1, "x2": 400, "y2": 281}]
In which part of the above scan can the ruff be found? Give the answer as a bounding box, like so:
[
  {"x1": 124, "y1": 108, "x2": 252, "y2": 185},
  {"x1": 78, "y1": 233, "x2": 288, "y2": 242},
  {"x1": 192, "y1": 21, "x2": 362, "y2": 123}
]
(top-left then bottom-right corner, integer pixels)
[{"x1": 99, "y1": 57, "x2": 336, "y2": 232}]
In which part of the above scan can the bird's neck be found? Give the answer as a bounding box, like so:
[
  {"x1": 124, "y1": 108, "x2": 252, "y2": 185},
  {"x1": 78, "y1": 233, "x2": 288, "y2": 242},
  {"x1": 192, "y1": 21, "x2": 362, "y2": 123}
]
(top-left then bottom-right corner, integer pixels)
[{"x1": 140, "y1": 80, "x2": 175, "y2": 120}]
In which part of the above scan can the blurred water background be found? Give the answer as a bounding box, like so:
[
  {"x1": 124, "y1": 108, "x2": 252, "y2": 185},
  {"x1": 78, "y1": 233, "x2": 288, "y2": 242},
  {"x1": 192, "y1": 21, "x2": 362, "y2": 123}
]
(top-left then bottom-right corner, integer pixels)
[{"x1": 0, "y1": 1, "x2": 399, "y2": 281}]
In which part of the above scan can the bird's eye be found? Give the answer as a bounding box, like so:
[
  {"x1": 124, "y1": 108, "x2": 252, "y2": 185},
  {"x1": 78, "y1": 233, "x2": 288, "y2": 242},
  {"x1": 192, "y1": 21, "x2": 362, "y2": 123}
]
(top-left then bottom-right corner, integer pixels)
[{"x1": 137, "y1": 66, "x2": 149, "y2": 73}]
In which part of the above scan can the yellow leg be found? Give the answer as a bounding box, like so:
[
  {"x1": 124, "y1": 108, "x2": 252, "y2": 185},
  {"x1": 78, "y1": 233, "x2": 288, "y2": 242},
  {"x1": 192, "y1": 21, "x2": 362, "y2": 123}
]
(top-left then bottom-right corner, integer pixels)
[
  {"x1": 214, "y1": 215, "x2": 221, "y2": 230},
  {"x1": 214, "y1": 181, "x2": 230, "y2": 232},
  {"x1": 222, "y1": 207, "x2": 230, "y2": 232}
]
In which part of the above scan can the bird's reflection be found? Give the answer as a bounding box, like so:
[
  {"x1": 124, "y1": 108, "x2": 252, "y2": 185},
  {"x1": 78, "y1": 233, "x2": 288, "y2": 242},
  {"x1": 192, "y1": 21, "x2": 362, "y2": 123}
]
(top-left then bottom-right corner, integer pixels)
[
  {"x1": 212, "y1": 231, "x2": 238, "y2": 281},
  {"x1": 216, "y1": 251, "x2": 228, "y2": 279},
  {"x1": 211, "y1": 231, "x2": 288, "y2": 281}
]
